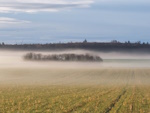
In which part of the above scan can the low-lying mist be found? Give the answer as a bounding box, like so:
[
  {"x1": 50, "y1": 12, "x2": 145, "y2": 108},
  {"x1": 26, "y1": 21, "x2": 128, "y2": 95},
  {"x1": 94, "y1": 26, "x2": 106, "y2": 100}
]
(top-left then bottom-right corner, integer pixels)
[
  {"x1": 0, "y1": 49, "x2": 150, "y2": 86},
  {"x1": 0, "y1": 49, "x2": 150, "y2": 69},
  {"x1": 0, "y1": 68, "x2": 150, "y2": 86}
]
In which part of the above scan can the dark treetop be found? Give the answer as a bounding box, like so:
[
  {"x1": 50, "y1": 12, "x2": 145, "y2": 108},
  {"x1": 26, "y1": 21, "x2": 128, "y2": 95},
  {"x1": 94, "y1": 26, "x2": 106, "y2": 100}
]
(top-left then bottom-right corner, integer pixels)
[{"x1": 24, "y1": 53, "x2": 103, "y2": 62}]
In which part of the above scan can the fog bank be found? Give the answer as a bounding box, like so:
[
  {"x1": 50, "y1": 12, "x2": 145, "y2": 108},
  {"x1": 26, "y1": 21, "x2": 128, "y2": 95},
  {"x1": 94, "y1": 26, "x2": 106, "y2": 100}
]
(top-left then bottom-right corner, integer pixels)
[
  {"x1": 0, "y1": 50, "x2": 150, "y2": 86},
  {"x1": 0, "y1": 50, "x2": 150, "y2": 68}
]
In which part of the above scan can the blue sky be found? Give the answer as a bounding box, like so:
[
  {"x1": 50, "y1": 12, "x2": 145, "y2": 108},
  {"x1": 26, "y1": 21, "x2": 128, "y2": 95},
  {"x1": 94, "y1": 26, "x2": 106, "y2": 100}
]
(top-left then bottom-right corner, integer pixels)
[{"x1": 0, "y1": 0, "x2": 150, "y2": 44}]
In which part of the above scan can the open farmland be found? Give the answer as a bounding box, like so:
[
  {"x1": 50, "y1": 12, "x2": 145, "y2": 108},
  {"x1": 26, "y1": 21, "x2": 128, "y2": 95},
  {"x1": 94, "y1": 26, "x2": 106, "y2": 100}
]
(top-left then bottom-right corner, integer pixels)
[
  {"x1": 0, "y1": 68, "x2": 150, "y2": 113},
  {"x1": 0, "y1": 51, "x2": 150, "y2": 112}
]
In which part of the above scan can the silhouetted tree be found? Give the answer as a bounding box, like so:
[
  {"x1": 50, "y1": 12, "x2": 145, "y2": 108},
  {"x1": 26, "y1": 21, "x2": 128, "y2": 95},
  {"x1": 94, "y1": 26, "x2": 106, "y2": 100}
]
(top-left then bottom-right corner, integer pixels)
[
  {"x1": 83, "y1": 39, "x2": 87, "y2": 43},
  {"x1": 2, "y1": 42, "x2": 5, "y2": 46},
  {"x1": 24, "y1": 53, "x2": 103, "y2": 62}
]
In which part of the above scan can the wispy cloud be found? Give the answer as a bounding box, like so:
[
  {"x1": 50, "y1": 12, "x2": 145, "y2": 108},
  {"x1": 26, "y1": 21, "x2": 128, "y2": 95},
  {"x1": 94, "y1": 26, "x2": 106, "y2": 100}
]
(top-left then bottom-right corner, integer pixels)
[
  {"x1": 0, "y1": 0, "x2": 94, "y2": 13},
  {"x1": 0, "y1": 17, "x2": 30, "y2": 24}
]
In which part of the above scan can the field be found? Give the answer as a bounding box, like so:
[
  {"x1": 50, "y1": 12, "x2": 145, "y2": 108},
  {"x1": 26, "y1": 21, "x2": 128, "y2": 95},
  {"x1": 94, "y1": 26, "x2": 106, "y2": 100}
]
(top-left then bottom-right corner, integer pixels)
[
  {"x1": 0, "y1": 68, "x2": 150, "y2": 113},
  {"x1": 0, "y1": 51, "x2": 150, "y2": 112}
]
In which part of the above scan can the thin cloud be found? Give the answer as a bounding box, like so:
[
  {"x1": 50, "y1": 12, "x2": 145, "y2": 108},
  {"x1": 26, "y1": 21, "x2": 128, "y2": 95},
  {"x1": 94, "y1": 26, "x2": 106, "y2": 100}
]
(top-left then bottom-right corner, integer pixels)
[
  {"x1": 0, "y1": 17, "x2": 30, "y2": 24},
  {"x1": 0, "y1": 0, "x2": 94, "y2": 13}
]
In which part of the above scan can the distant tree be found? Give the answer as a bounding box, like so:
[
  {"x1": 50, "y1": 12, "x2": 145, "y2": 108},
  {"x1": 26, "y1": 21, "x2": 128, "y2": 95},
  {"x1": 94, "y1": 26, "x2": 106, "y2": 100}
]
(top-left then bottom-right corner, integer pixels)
[
  {"x1": 136, "y1": 41, "x2": 141, "y2": 44},
  {"x1": 146, "y1": 42, "x2": 149, "y2": 45},
  {"x1": 83, "y1": 39, "x2": 87, "y2": 43},
  {"x1": 111, "y1": 40, "x2": 118, "y2": 43},
  {"x1": 2, "y1": 42, "x2": 5, "y2": 46},
  {"x1": 128, "y1": 41, "x2": 130, "y2": 44},
  {"x1": 24, "y1": 53, "x2": 103, "y2": 62}
]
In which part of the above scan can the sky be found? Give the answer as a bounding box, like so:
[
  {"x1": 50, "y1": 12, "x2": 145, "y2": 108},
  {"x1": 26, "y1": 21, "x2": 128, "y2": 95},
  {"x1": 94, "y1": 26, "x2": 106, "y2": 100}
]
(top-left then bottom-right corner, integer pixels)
[{"x1": 0, "y1": 0, "x2": 150, "y2": 44}]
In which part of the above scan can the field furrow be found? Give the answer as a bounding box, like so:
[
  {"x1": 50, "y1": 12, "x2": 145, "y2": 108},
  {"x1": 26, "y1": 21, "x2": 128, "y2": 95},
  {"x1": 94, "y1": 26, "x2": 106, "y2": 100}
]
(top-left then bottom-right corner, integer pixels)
[{"x1": 0, "y1": 68, "x2": 150, "y2": 112}]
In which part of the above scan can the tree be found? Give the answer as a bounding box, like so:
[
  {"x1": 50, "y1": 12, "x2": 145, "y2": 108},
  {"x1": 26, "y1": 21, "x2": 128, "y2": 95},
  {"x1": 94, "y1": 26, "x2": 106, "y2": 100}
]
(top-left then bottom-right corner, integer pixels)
[
  {"x1": 111, "y1": 40, "x2": 118, "y2": 43},
  {"x1": 2, "y1": 42, "x2": 5, "y2": 46},
  {"x1": 83, "y1": 39, "x2": 87, "y2": 43}
]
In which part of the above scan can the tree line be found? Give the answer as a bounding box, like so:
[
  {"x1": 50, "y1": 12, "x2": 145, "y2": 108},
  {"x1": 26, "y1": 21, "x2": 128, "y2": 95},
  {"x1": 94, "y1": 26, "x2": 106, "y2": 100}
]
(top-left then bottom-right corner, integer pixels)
[
  {"x1": 24, "y1": 53, "x2": 103, "y2": 62},
  {"x1": 0, "y1": 40, "x2": 150, "y2": 52}
]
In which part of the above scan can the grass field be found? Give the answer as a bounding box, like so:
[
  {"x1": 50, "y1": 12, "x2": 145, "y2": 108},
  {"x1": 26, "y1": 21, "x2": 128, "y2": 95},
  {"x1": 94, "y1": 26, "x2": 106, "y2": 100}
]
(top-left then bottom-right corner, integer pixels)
[{"x1": 0, "y1": 68, "x2": 150, "y2": 113}]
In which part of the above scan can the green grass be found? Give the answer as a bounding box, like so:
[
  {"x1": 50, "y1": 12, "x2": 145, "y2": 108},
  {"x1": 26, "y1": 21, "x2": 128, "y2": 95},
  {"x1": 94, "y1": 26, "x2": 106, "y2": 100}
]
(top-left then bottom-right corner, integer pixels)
[{"x1": 0, "y1": 68, "x2": 150, "y2": 113}]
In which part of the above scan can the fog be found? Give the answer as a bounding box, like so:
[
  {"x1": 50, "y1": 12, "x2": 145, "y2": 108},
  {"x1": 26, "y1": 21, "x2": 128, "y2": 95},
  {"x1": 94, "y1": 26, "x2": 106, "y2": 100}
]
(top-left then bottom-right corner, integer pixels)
[
  {"x1": 0, "y1": 50, "x2": 150, "y2": 68},
  {"x1": 0, "y1": 50, "x2": 150, "y2": 86}
]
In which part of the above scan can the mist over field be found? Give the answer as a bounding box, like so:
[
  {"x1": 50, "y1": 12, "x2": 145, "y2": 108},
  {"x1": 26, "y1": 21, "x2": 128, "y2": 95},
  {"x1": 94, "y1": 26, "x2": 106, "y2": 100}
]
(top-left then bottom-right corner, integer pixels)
[
  {"x1": 1, "y1": 0, "x2": 150, "y2": 111},
  {"x1": 0, "y1": 50, "x2": 150, "y2": 68},
  {"x1": 0, "y1": 50, "x2": 150, "y2": 86},
  {"x1": 0, "y1": 50, "x2": 150, "y2": 112}
]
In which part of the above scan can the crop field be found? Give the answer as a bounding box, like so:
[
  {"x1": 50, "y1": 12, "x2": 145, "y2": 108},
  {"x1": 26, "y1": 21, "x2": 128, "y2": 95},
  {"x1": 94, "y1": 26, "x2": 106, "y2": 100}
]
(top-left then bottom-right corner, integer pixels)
[{"x1": 0, "y1": 68, "x2": 150, "y2": 113}]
